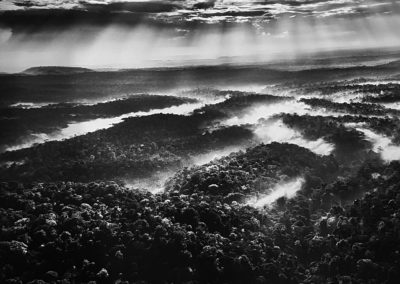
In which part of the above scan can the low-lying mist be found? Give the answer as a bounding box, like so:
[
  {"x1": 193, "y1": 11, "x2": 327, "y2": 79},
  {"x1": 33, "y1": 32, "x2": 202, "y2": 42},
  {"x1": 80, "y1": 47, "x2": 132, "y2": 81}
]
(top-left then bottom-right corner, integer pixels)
[
  {"x1": 5, "y1": 96, "x2": 226, "y2": 152},
  {"x1": 356, "y1": 127, "x2": 400, "y2": 161},
  {"x1": 219, "y1": 99, "x2": 336, "y2": 155},
  {"x1": 190, "y1": 146, "x2": 245, "y2": 166},
  {"x1": 254, "y1": 120, "x2": 334, "y2": 156},
  {"x1": 222, "y1": 100, "x2": 343, "y2": 126},
  {"x1": 124, "y1": 170, "x2": 177, "y2": 194},
  {"x1": 247, "y1": 177, "x2": 305, "y2": 208}
]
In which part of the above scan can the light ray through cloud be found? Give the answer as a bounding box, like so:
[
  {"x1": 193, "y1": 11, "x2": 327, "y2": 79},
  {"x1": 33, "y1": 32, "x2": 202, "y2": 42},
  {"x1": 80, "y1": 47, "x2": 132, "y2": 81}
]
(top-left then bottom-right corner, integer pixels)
[{"x1": 1, "y1": 1, "x2": 400, "y2": 72}]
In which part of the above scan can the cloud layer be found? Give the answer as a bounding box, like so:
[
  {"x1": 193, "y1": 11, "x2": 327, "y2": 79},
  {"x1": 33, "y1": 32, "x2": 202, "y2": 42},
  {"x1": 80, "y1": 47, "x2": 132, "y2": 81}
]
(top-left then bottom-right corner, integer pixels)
[
  {"x1": 0, "y1": 1, "x2": 400, "y2": 72},
  {"x1": 2, "y1": 0, "x2": 400, "y2": 28}
]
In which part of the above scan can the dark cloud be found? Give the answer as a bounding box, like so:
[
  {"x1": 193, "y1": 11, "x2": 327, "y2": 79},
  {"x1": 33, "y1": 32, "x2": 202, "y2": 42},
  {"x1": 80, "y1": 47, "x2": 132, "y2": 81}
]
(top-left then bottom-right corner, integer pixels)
[
  {"x1": 0, "y1": 1, "x2": 188, "y2": 33},
  {"x1": 13, "y1": 1, "x2": 38, "y2": 8},
  {"x1": 82, "y1": 1, "x2": 182, "y2": 13},
  {"x1": 193, "y1": 0, "x2": 216, "y2": 10},
  {"x1": 0, "y1": 9, "x2": 145, "y2": 32},
  {"x1": 0, "y1": 1, "x2": 185, "y2": 32},
  {"x1": 203, "y1": 10, "x2": 270, "y2": 18},
  {"x1": 0, "y1": 0, "x2": 400, "y2": 32}
]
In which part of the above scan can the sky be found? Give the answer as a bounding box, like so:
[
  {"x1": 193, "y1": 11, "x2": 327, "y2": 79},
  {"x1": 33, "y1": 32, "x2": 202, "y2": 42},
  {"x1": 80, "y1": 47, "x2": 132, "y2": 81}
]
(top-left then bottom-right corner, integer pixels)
[{"x1": 0, "y1": 0, "x2": 400, "y2": 72}]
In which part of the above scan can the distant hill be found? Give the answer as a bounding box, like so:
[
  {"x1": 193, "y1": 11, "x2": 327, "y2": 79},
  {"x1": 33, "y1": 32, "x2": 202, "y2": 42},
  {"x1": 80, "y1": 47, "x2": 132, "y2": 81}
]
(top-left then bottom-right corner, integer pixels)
[
  {"x1": 22, "y1": 66, "x2": 93, "y2": 75},
  {"x1": 377, "y1": 59, "x2": 400, "y2": 69}
]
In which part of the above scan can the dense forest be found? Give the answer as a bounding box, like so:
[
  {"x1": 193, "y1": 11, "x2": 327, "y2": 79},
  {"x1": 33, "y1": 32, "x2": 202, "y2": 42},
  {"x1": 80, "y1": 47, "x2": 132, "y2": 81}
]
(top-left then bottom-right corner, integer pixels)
[{"x1": 1, "y1": 62, "x2": 400, "y2": 283}]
